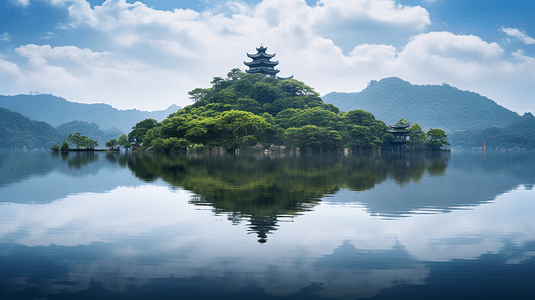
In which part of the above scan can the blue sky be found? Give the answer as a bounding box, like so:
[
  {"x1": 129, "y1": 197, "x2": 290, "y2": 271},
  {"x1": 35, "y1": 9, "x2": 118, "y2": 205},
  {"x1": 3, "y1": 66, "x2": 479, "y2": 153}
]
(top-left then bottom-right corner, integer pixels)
[{"x1": 1, "y1": 0, "x2": 534, "y2": 113}]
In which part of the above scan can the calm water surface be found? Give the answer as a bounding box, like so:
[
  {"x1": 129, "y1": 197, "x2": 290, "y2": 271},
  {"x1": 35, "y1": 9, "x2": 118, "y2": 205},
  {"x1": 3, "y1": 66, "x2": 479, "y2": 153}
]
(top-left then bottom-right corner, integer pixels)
[{"x1": 0, "y1": 150, "x2": 534, "y2": 299}]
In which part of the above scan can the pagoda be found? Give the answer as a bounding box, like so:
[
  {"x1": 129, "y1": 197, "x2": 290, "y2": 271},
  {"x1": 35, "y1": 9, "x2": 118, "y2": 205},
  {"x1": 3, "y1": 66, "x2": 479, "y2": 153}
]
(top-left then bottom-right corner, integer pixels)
[
  {"x1": 244, "y1": 45, "x2": 293, "y2": 79},
  {"x1": 387, "y1": 120, "x2": 410, "y2": 149}
]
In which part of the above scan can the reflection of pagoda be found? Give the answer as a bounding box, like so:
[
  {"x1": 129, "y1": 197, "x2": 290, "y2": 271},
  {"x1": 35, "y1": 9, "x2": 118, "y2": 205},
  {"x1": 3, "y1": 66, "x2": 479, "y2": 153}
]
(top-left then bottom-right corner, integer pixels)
[
  {"x1": 247, "y1": 215, "x2": 279, "y2": 244},
  {"x1": 387, "y1": 120, "x2": 410, "y2": 149},
  {"x1": 244, "y1": 45, "x2": 293, "y2": 79}
]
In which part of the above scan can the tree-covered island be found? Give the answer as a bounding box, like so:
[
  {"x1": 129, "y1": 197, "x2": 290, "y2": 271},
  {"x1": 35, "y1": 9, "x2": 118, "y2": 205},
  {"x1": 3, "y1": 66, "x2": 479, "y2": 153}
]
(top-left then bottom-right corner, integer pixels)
[{"x1": 126, "y1": 68, "x2": 449, "y2": 153}]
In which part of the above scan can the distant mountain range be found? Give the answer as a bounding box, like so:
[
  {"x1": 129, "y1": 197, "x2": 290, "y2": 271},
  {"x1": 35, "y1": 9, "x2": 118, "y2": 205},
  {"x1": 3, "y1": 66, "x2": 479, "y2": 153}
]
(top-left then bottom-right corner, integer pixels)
[
  {"x1": 449, "y1": 112, "x2": 535, "y2": 149},
  {"x1": 2, "y1": 79, "x2": 532, "y2": 150},
  {"x1": 0, "y1": 107, "x2": 63, "y2": 149},
  {"x1": 0, "y1": 94, "x2": 181, "y2": 133},
  {"x1": 0, "y1": 108, "x2": 130, "y2": 149},
  {"x1": 56, "y1": 121, "x2": 123, "y2": 146},
  {"x1": 322, "y1": 77, "x2": 521, "y2": 132}
]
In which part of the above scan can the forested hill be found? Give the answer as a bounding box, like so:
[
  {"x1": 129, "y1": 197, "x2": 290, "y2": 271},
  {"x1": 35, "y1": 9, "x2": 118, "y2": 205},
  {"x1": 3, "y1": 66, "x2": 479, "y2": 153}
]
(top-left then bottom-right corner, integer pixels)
[
  {"x1": 0, "y1": 94, "x2": 181, "y2": 133},
  {"x1": 0, "y1": 107, "x2": 63, "y2": 149},
  {"x1": 131, "y1": 68, "x2": 450, "y2": 153},
  {"x1": 322, "y1": 77, "x2": 520, "y2": 132},
  {"x1": 449, "y1": 112, "x2": 535, "y2": 149}
]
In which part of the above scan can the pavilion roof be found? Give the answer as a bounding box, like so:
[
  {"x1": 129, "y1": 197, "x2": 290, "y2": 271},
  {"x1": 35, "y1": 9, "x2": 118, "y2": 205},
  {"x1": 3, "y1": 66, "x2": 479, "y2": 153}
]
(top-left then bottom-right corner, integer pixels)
[
  {"x1": 247, "y1": 52, "x2": 276, "y2": 59},
  {"x1": 387, "y1": 128, "x2": 408, "y2": 133},
  {"x1": 390, "y1": 120, "x2": 410, "y2": 129},
  {"x1": 244, "y1": 59, "x2": 279, "y2": 67},
  {"x1": 245, "y1": 68, "x2": 280, "y2": 75}
]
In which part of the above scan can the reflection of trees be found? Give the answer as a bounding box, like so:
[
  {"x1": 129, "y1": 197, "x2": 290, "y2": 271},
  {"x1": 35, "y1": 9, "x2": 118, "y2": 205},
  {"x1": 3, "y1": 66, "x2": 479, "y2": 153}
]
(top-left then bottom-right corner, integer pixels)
[
  {"x1": 247, "y1": 215, "x2": 279, "y2": 244},
  {"x1": 65, "y1": 152, "x2": 98, "y2": 169},
  {"x1": 118, "y1": 152, "x2": 450, "y2": 243},
  {"x1": 382, "y1": 152, "x2": 450, "y2": 186}
]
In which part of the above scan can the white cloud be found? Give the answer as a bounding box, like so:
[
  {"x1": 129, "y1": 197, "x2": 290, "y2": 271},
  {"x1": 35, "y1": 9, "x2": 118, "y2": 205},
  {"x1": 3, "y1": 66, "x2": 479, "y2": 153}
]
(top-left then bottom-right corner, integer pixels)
[
  {"x1": 0, "y1": 57, "x2": 23, "y2": 89},
  {"x1": 502, "y1": 27, "x2": 535, "y2": 45},
  {"x1": 311, "y1": 0, "x2": 431, "y2": 30},
  {"x1": 2, "y1": 0, "x2": 535, "y2": 114},
  {"x1": 9, "y1": 0, "x2": 30, "y2": 7},
  {"x1": 0, "y1": 32, "x2": 10, "y2": 42}
]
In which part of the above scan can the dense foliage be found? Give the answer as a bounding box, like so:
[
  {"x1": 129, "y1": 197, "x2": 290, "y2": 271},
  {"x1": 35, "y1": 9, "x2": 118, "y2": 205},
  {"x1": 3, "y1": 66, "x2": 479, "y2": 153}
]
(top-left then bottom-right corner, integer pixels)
[
  {"x1": 449, "y1": 112, "x2": 535, "y2": 149},
  {"x1": 67, "y1": 132, "x2": 98, "y2": 149},
  {"x1": 322, "y1": 77, "x2": 520, "y2": 132},
  {"x1": 134, "y1": 69, "x2": 390, "y2": 152}
]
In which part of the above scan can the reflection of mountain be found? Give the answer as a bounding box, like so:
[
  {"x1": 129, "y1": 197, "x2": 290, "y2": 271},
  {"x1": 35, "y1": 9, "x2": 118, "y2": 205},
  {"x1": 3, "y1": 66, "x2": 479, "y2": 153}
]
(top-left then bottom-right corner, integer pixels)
[
  {"x1": 314, "y1": 240, "x2": 420, "y2": 271},
  {"x1": 370, "y1": 240, "x2": 535, "y2": 300},
  {"x1": 0, "y1": 150, "x2": 59, "y2": 188},
  {"x1": 0, "y1": 151, "x2": 147, "y2": 203},
  {"x1": 328, "y1": 151, "x2": 535, "y2": 218}
]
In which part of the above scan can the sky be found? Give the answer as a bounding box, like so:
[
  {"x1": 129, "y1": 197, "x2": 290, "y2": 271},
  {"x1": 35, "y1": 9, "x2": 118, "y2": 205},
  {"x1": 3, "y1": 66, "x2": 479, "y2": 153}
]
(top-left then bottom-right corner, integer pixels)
[{"x1": 0, "y1": 0, "x2": 534, "y2": 113}]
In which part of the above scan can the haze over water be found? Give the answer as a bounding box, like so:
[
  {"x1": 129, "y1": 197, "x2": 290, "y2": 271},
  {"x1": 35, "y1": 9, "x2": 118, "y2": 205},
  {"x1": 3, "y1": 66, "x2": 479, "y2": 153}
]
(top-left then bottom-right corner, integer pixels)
[{"x1": 0, "y1": 150, "x2": 534, "y2": 299}]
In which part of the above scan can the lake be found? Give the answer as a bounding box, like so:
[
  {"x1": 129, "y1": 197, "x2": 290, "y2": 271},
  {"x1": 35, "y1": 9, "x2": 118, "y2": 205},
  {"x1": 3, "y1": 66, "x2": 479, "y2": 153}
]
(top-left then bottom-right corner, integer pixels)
[{"x1": 0, "y1": 149, "x2": 534, "y2": 299}]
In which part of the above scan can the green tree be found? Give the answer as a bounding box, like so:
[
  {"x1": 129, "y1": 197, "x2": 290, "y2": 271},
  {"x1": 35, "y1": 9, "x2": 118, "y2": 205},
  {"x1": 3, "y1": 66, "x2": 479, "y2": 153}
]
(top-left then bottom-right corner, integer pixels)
[
  {"x1": 128, "y1": 118, "x2": 158, "y2": 147},
  {"x1": 226, "y1": 68, "x2": 245, "y2": 81},
  {"x1": 67, "y1": 132, "x2": 84, "y2": 149},
  {"x1": 118, "y1": 134, "x2": 131, "y2": 150},
  {"x1": 85, "y1": 138, "x2": 98, "y2": 150},
  {"x1": 346, "y1": 124, "x2": 375, "y2": 150},
  {"x1": 188, "y1": 88, "x2": 209, "y2": 103},
  {"x1": 60, "y1": 140, "x2": 70, "y2": 151},
  {"x1": 382, "y1": 133, "x2": 395, "y2": 147},
  {"x1": 284, "y1": 125, "x2": 342, "y2": 152},
  {"x1": 407, "y1": 123, "x2": 427, "y2": 149},
  {"x1": 210, "y1": 76, "x2": 225, "y2": 88},
  {"x1": 345, "y1": 109, "x2": 375, "y2": 126},
  {"x1": 106, "y1": 138, "x2": 119, "y2": 150},
  {"x1": 150, "y1": 137, "x2": 189, "y2": 153},
  {"x1": 426, "y1": 129, "x2": 450, "y2": 150},
  {"x1": 283, "y1": 107, "x2": 341, "y2": 130},
  {"x1": 66, "y1": 132, "x2": 96, "y2": 150},
  {"x1": 213, "y1": 110, "x2": 271, "y2": 151},
  {"x1": 251, "y1": 82, "x2": 277, "y2": 105},
  {"x1": 51, "y1": 140, "x2": 70, "y2": 151}
]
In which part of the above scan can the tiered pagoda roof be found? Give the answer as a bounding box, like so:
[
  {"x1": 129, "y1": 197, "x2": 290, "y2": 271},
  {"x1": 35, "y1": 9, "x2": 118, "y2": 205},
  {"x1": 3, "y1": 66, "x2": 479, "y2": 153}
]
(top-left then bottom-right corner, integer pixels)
[
  {"x1": 387, "y1": 120, "x2": 410, "y2": 133},
  {"x1": 244, "y1": 45, "x2": 280, "y2": 77}
]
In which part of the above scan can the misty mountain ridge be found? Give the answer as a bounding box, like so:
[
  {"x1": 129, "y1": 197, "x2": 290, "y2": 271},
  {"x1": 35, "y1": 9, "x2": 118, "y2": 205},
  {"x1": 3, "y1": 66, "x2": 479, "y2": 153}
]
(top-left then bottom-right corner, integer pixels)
[
  {"x1": 322, "y1": 77, "x2": 521, "y2": 132},
  {"x1": 56, "y1": 121, "x2": 123, "y2": 146},
  {"x1": 0, "y1": 107, "x2": 63, "y2": 149},
  {"x1": 0, "y1": 94, "x2": 181, "y2": 133},
  {"x1": 449, "y1": 112, "x2": 535, "y2": 149},
  {"x1": 1, "y1": 108, "x2": 126, "y2": 149}
]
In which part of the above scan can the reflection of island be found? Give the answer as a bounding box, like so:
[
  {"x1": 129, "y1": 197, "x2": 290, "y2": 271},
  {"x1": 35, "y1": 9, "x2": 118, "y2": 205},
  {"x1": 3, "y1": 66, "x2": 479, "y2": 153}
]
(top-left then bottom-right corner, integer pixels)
[
  {"x1": 123, "y1": 152, "x2": 450, "y2": 243},
  {"x1": 330, "y1": 150, "x2": 535, "y2": 218},
  {"x1": 247, "y1": 215, "x2": 279, "y2": 243}
]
